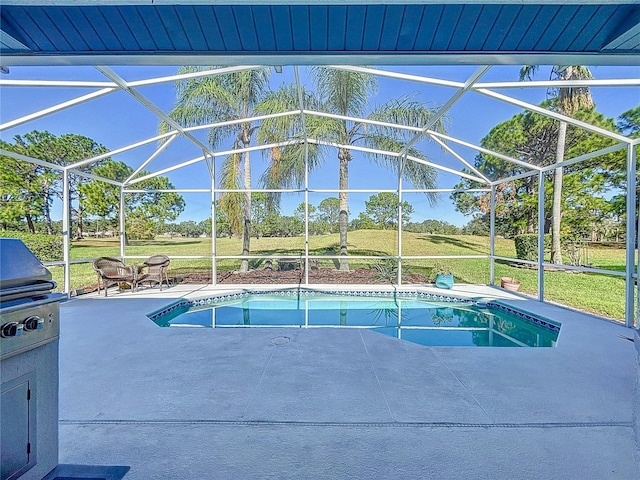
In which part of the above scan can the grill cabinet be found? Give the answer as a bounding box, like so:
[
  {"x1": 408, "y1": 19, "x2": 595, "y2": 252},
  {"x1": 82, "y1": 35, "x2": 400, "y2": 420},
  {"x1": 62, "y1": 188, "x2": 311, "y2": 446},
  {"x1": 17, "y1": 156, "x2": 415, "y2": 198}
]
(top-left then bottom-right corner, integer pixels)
[{"x1": 0, "y1": 239, "x2": 66, "y2": 480}]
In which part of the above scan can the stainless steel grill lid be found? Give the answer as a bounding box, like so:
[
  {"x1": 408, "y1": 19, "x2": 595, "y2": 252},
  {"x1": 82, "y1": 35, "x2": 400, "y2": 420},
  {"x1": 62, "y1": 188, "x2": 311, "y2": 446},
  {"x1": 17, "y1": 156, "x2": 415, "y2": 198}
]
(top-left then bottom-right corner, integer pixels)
[{"x1": 0, "y1": 238, "x2": 54, "y2": 291}]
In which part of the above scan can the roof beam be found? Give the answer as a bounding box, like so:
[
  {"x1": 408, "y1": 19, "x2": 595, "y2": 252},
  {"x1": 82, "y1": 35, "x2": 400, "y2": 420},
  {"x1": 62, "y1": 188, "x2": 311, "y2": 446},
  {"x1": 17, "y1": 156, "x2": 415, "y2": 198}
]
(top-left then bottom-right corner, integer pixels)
[
  {"x1": 475, "y1": 88, "x2": 632, "y2": 143},
  {"x1": 427, "y1": 131, "x2": 541, "y2": 171},
  {"x1": 0, "y1": 29, "x2": 28, "y2": 51},
  {"x1": 66, "y1": 131, "x2": 177, "y2": 170},
  {"x1": 128, "y1": 139, "x2": 302, "y2": 185},
  {"x1": 305, "y1": 109, "x2": 422, "y2": 134},
  {"x1": 538, "y1": 143, "x2": 628, "y2": 173},
  {"x1": 67, "y1": 111, "x2": 300, "y2": 171},
  {"x1": 0, "y1": 87, "x2": 116, "y2": 132},
  {"x1": 602, "y1": 15, "x2": 640, "y2": 51},
  {"x1": 3, "y1": 53, "x2": 639, "y2": 68},
  {"x1": 182, "y1": 110, "x2": 299, "y2": 134},
  {"x1": 398, "y1": 65, "x2": 491, "y2": 157},
  {"x1": 127, "y1": 65, "x2": 262, "y2": 88},
  {"x1": 96, "y1": 66, "x2": 218, "y2": 159},
  {"x1": 307, "y1": 138, "x2": 489, "y2": 184},
  {"x1": 304, "y1": 108, "x2": 540, "y2": 175},
  {"x1": 123, "y1": 133, "x2": 178, "y2": 185},
  {"x1": 327, "y1": 65, "x2": 463, "y2": 89},
  {"x1": 66, "y1": 169, "x2": 123, "y2": 187},
  {"x1": 0, "y1": 79, "x2": 118, "y2": 88},
  {"x1": 0, "y1": 148, "x2": 65, "y2": 171},
  {"x1": 429, "y1": 135, "x2": 491, "y2": 184},
  {"x1": 128, "y1": 154, "x2": 207, "y2": 185},
  {"x1": 474, "y1": 78, "x2": 640, "y2": 89}
]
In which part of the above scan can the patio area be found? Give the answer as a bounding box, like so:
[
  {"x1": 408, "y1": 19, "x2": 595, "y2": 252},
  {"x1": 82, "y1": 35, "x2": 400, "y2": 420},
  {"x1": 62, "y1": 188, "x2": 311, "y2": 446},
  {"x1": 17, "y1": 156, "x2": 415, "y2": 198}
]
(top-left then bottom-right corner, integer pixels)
[{"x1": 58, "y1": 283, "x2": 639, "y2": 479}]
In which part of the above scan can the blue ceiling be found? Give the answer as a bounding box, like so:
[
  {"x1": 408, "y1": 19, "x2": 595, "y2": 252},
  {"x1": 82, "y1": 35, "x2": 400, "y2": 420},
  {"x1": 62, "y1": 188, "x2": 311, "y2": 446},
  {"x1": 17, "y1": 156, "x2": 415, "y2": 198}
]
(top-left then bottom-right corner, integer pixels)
[{"x1": 1, "y1": 2, "x2": 639, "y2": 65}]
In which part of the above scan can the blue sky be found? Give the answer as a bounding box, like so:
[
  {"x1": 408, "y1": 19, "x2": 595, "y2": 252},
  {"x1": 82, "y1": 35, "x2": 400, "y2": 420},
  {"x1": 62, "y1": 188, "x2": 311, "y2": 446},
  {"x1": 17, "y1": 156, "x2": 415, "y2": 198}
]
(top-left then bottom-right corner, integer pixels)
[{"x1": 1, "y1": 64, "x2": 638, "y2": 226}]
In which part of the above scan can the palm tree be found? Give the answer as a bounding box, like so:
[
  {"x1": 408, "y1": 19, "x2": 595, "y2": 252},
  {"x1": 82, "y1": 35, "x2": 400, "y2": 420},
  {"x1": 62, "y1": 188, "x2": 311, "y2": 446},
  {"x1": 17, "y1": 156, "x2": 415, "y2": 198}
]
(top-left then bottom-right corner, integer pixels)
[
  {"x1": 161, "y1": 67, "x2": 271, "y2": 272},
  {"x1": 520, "y1": 66, "x2": 594, "y2": 264},
  {"x1": 257, "y1": 68, "x2": 446, "y2": 271}
]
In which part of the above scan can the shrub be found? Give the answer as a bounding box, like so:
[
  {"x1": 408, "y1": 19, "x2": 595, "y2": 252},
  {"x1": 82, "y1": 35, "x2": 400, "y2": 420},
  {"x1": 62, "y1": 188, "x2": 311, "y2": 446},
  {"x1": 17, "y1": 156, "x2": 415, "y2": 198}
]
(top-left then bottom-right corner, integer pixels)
[
  {"x1": 373, "y1": 259, "x2": 398, "y2": 283},
  {"x1": 373, "y1": 259, "x2": 412, "y2": 283},
  {"x1": 0, "y1": 231, "x2": 63, "y2": 262},
  {"x1": 514, "y1": 233, "x2": 584, "y2": 264},
  {"x1": 513, "y1": 234, "x2": 546, "y2": 261}
]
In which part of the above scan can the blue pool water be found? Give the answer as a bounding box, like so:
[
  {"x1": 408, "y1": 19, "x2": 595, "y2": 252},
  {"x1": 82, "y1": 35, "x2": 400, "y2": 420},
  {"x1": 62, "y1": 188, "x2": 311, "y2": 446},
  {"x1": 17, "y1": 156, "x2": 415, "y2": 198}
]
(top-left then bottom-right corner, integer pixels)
[{"x1": 148, "y1": 291, "x2": 559, "y2": 348}]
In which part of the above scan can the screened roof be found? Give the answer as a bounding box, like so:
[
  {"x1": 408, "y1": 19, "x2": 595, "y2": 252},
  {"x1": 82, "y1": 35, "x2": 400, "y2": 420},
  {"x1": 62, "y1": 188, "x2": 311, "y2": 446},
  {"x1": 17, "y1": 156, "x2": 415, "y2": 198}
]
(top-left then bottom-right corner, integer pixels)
[{"x1": 0, "y1": 2, "x2": 638, "y2": 187}]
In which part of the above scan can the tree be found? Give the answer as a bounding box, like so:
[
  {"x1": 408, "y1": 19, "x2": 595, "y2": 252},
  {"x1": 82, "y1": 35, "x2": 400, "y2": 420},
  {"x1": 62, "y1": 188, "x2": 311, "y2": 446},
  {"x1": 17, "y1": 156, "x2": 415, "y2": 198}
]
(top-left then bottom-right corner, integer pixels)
[
  {"x1": 212, "y1": 203, "x2": 232, "y2": 238},
  {"x1": 80, "y1": 160, "x2": 132, "y2": 226},
  {"x1": 617, "y1": 106, "x2": 640, "y2": 137},
  {"x1": 316, "y1": 197, "x2": 341, "y2": 233},
  {"x1": 125, "y1": 209, "x2": 155, "y2": 240},
  {"x1": 364, "y1": 192, "x2": 413, "y2": 229},
  {"x1": 0, "y1": 151, "x2": 44, "y2": 232},
  {"x1": 135, "y1": 175, "x2": 186, "y2": 227},
  {"x1": 294, "y1": 202, "x2": 322, "y2": 234},
  {"x1": 198, "y1": 218, "x2": 212, "y2": 236},
  {"x1": 520, "y1": 66, "x2": 594, "y2": 264},
  {"x1": 349, "y1": 212, "x2": 377, "y2": 230},
  {"x1": 452, "y1": 110, "x2": 555, "y2": 237},
  {"x1": 250, "y1": 192, "x2": 275, "y2": 238},
  {"x1": 0, "y1": 131, "x2": 110, "y2": 237},
  {"x1": 294, "y1": 202, "x2": 316, "y2": 223},
  {"x1": 80, "y1": 160, "x2": 185, "y2": 242},
  {"x1": 258, "y1": 69, "x2": 446, "y2": 270},
  {"x1": 462, "y1": 215, "x2": 490, "y2": 236},
  {"x1": 162, "y1": 67, "x2": 271, "y2": 272},
  {"x1": 451, "y1": 107, "x2": 623, "y2": 240},
  {"x1": 405, "y1": 219, "x2": 461, "y2": 235}
]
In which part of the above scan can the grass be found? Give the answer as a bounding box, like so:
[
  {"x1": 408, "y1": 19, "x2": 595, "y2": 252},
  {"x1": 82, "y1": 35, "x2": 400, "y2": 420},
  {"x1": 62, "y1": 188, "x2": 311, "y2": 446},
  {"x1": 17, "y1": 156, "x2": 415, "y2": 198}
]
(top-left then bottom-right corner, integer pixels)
[{"x1": 51, "y1": 230, "x2": 630, "y2": 322}]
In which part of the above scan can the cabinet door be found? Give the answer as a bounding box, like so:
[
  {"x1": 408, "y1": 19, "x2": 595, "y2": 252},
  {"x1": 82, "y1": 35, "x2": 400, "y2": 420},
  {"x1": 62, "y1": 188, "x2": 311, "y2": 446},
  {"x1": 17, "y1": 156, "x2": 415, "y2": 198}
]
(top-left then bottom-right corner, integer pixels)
[{"x1": 1, "y1": 376, "x2": 32, "y2": 480}]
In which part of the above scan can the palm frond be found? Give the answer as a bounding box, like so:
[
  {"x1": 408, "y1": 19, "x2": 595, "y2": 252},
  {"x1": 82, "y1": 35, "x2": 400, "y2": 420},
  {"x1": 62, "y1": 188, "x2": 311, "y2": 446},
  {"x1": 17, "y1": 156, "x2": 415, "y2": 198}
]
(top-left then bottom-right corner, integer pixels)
[
  {"x1": 258, "y1": 142, "x2": 321, "y2": 191},
  {"x1": 218, "y1": 152, "x2": 243, "y2": 234},
  {"x1": 310, "y1": 67, "x2": 377, "y2": 117},
  {"x1": 207, "y1": 123, "x2": 244, "y2": 151},
  {"x1": 367, "y1": 97, "x2": 448, "y2": 141},
  {"x1": 163, "y1": 66, "x2": 271, "y2": 151},
  {"x1": 359, "y1": 133, "x2": 439, "y2": 205},
  {"x1": 254, "y1": 85, "x2": 306, "y2": 145}
]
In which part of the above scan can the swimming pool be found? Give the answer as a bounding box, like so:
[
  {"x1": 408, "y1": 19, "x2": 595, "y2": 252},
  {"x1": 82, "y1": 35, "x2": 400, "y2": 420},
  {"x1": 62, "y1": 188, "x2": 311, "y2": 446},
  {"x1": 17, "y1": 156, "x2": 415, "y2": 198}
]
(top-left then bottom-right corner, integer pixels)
[{"x1": 148, "y1": 290, "x2": 560, "y2": 348}]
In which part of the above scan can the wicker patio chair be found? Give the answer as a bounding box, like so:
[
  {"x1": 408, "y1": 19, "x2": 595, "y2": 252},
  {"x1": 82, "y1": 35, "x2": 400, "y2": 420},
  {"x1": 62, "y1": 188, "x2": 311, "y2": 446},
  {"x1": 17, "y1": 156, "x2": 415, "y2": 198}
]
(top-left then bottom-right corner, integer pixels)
[
  {"x1": 92, "y1": 257, "x2": 139, "y2": 297},
  {"x1": 138, "y1": 255, "x2": 171, "y2": 290}
]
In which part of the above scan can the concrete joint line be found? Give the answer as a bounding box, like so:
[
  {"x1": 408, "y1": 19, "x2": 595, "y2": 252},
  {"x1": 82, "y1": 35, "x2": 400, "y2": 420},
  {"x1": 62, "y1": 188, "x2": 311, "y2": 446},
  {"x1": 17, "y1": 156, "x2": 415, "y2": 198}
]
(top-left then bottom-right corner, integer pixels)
[
  {"x1": 60, "y1": 420, "x2": 632, "y2": 429},
  {"x1": 430, "y1": 349, "x2": 495, "y2": 423},
  {"x1": 358, "y1": 330, "x2": 396, "y2": 422},
  {"x1": 239, "y1": 344, "x2": 278, "y2": 419}
]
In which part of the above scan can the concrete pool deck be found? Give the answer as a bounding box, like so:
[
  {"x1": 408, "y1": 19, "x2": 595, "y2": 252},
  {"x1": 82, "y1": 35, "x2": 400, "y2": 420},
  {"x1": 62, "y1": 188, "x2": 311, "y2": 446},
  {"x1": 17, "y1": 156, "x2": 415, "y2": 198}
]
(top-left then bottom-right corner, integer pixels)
[{"x1": 59, "y1": 283, "x2": 639, "y2": 479}]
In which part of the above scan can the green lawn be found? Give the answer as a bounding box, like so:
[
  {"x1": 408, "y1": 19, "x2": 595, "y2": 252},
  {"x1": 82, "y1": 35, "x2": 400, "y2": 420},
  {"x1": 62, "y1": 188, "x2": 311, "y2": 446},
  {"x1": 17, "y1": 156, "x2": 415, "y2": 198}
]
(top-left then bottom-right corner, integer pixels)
[{"x1": 51, "y1": 230, "x2": 630, "y2": 322}]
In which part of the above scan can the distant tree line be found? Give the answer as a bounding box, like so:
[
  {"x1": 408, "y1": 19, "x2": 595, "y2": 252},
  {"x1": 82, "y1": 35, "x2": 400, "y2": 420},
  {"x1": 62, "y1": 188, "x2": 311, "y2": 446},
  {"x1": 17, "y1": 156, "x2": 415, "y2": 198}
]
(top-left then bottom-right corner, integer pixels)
[{"x1": 159, "y1": 192, "x2": 479, "y2": 239}]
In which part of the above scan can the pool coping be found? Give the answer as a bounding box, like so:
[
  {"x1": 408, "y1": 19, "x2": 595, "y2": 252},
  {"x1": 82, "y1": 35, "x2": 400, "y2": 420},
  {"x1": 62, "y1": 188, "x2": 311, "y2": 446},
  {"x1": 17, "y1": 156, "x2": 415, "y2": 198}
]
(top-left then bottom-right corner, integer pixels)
[{"x1": 146, "y1": 286, "x2": 561, "y2": 335}]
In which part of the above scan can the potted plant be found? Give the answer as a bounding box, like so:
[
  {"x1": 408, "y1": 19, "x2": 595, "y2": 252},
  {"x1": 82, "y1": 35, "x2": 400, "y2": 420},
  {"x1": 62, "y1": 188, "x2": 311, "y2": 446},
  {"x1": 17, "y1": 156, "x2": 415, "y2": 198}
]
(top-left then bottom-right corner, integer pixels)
[
  {"x1": 434, "y1": 263, "x2": 454, "y2": 289},
  {"x1": 500, "y1": 277, "x2": 521, "y2": 292}
]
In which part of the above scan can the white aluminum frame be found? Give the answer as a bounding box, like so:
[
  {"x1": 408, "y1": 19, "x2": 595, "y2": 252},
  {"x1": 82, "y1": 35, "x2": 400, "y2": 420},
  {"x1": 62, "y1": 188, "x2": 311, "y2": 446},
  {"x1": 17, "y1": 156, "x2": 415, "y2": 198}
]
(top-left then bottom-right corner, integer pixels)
[{"x1": 1, "y1": 64, "x2": 637, "y2": 327}]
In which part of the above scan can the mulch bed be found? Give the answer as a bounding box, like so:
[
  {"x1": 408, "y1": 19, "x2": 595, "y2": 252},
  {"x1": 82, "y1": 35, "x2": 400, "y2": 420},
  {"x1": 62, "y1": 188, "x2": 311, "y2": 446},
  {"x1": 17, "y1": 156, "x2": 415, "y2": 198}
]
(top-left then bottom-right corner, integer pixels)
[
  {"x1": 178, "y1": 267, "x2": 428, "y2": 285},
  {"x1": 79, "y1": 268, "x2": 429, "y2": 294}
]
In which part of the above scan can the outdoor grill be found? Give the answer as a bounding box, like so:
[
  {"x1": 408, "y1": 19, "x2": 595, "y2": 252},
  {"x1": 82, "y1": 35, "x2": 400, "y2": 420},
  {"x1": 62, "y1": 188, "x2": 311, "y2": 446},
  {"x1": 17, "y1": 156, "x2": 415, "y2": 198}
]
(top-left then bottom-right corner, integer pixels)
[{"x1": 1, "y1": 238, "x2": 67, "y2": 480}]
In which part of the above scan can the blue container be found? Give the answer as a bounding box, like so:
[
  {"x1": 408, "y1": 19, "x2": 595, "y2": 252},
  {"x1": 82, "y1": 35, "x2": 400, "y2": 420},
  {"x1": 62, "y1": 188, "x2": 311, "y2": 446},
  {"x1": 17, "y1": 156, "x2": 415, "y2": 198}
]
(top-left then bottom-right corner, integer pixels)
[{"x1": 435, "y1": 273, "x2": 454, "y2": 289}]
